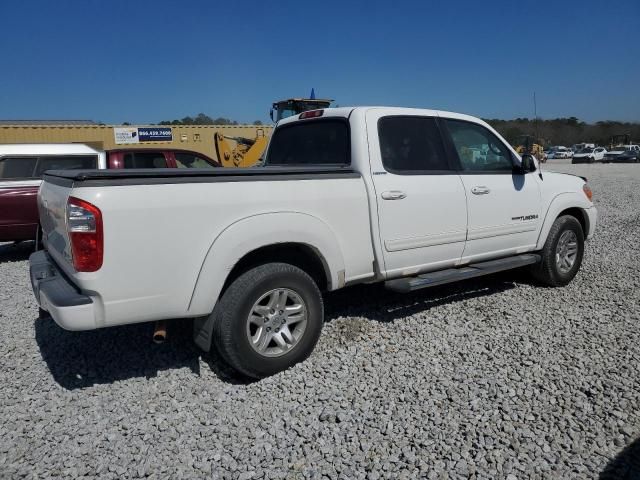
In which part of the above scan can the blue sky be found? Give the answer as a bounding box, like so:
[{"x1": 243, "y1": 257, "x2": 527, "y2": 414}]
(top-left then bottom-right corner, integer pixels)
[{"x1": 1, "y1": 0, "x2": 638, "y2": 124}]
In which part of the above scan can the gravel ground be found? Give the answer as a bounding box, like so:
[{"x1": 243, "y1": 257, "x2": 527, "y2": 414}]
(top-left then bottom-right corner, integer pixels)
[{"x1": 1, "y1": 161, "x2": 639, "y2": 479}]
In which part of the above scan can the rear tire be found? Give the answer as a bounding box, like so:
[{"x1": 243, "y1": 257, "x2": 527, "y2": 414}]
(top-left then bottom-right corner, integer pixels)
[
  {"x1": 211, "y1": 262, "x2": 324, "y2": 379},
  {"x1": 531, "y1": 215, "x2": 584, "y2": 287}
]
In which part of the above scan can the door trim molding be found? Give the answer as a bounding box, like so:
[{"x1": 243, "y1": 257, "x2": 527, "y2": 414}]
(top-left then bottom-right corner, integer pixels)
[{"x1": 385, "y1": 230, "x2": 467, "y2": 252}]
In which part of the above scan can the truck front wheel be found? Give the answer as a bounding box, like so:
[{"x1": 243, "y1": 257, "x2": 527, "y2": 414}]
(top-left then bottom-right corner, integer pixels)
[
  {"x1": 531, "y1": 215, "x2": 584, "y2": 287},
  {"x1": 211, "y1": 262, "x2": 324, "y2": 379}
]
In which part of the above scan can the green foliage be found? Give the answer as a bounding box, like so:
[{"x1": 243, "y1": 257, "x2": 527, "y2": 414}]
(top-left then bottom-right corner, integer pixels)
[
  {"x1": 484, "y1": 117, "x2": 640, "y2": 147},
  {"x1": 159, "y1": 113, "x2": 240, "y2": 126}
]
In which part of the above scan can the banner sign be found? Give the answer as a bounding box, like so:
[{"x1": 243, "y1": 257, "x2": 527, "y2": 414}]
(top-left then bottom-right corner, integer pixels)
[
  {"x1": 138, "y1": 127, "x2": 173, "y2": 142},
  {"x1": 113, "y1": 127, "x2": 139, "y2": 144},
  {"x1": 114, "y1": 127, "x2": 172, "y2": 144}
]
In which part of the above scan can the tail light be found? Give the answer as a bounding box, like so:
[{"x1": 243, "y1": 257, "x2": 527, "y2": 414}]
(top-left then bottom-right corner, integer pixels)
[
  {"x1": 299, "y1": 109, "x2": 323, "y2": 119},
  {"x1": 67, "y1": 197, "x2": 103, "y2": 272}
]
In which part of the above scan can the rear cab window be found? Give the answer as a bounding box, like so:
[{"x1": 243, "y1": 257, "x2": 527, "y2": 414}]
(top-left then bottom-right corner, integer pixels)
[
  {"x1": 266, "y1": 119, "x2": 349, "y2": 166},
  {"x1": 0, "y1": 157, "x2": 38, "y2": 179},
  {"x1": 34, "y1": 155, "x2": 97, "y2": 176},
  {"x1": 0, "y1": 155, "x2": 98, "y2": 179}
]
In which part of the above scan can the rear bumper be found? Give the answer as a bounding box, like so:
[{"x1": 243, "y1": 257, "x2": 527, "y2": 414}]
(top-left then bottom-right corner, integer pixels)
[{"x1": 29, "y1": 250, "x2": 97, "y2": 330}]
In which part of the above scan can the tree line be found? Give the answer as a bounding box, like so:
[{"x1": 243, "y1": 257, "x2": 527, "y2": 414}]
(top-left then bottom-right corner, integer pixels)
[
  {"x1": 158, "y1": 113, "x2": 263, "y2": 126},
  {"x1": 485, "y1": 117, "x2": 640, "y2": 147}
]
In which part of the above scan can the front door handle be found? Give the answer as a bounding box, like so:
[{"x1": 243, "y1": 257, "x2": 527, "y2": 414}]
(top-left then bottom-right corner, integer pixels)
[
  {"x1": 471, "y1": 186, "x2": 490, "y2": 195},
  {"x1": 381, "y1": 190, "x2": 407, "y2": 200}
]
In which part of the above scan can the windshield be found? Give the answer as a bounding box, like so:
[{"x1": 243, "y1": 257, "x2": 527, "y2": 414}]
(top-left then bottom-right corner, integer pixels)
[
  {"x1": 275, "y1": 101, "x2": 332, "y2": 122},
  {"x1": 578, "y1": 148, "x2": 593, "y2": 153},
  {"x1": 266, "y1": 119, "x2": 349, "y2": 165},
  {"x1": 276, "y1": 108, "x2": 298, "y2": 122}
]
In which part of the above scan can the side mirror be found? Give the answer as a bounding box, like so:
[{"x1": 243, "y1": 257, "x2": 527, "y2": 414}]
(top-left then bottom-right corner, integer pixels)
[
  {"x1": 515, "y1": 154, "x2": 536, "y2": 174},
  {"x1": 269, "y1": 109, "x2": 274, "y2": 121}
]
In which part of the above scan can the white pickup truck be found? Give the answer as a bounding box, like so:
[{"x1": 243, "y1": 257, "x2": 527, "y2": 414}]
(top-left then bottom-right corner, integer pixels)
[{"x1": 30, "y1": 107, "x2": 597, "y2": 378}]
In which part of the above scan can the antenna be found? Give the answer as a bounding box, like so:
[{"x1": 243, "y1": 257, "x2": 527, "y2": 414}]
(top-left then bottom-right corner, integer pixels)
[
  {"x1": 533, "y1": 91, "x2": 539, "y2": 142},
  {"x1": 533, "y1": 91, "x2": 543, "y2": 179}
]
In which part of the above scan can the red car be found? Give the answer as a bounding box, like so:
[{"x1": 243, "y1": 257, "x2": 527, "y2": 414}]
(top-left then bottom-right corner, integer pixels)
[{"x1": 0, "y1": 144, "x2": 219, "y2": 242}]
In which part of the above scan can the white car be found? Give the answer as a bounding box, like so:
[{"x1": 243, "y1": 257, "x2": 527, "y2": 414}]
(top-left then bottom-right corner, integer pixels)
[
  {"x1": 553, "y1": 146, "x2": 573, "y2": 159},
  {"x1": 572, "y1": 147, "x2": 607, "y2": 164},
  {"x1": 31, "y1": 106, "x2": 597, "y2": 378}
]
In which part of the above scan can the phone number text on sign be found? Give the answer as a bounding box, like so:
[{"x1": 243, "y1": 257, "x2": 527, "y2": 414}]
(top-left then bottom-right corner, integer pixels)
[{"x1": 138, "y1": 127, "x2": 173, "y2": 141}]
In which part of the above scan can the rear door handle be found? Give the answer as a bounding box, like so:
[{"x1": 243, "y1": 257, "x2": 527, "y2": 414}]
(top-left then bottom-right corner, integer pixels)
[
  {"x1": 471, "y1": 186, "x2": 490, "y2": 195},
  {"x1": 381, "y1": 190, "x2": 407, "y2": 200}
]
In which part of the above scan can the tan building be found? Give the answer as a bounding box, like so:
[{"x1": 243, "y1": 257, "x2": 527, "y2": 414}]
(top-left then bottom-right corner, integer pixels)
[{"x1": 0, "y1": 122, "x2": 273, "y2": 164}]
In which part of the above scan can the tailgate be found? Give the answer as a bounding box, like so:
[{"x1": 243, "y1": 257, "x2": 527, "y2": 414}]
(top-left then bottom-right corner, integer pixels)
[{"x1": 38, "y1": 176, "x2": 74, "y2": 271}]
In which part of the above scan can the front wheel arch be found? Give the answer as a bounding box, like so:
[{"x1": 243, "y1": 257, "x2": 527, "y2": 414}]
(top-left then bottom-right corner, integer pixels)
[
  {"x1": 536, "y1": 193, "x2": 591, "y2": 251},
  {"x1": 531, "y1": 215, "x2": 585, "y2": 287}
]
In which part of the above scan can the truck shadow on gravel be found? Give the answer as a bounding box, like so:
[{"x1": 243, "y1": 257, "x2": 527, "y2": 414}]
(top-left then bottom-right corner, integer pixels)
[
  {"x1": 324, "y1": 270, "x2": 523, "y2": 323},
  {"x1": 600, "y1": 437, "x2": 640, "y2": 480},
  {"x1": 0, "y1": 241, "x2": 34, "y2": 263},
  {"x1": 34, "y1": 317, "x2": 246, "y2": 389},
  {"x1": 35, "y1": 271, "x2": 525, "y2": 389}
]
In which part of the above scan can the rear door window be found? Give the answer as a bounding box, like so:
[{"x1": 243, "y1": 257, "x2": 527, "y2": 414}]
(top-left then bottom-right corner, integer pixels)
[
  {"x1": 123, "y1": 152, "x2": 168, "y2": 168},
  {"x1": 267, "y1": 120, "x2": 349, "y2": 165},
  {"x1": 34, "y1": 155, "x2": 98, "y2": 176},
  {"x1": 378, "y1": 116, "x2": 450, "y2": 173},
  {"x1": 0, "y1": 157, "x2": 38, "y2": 179}
]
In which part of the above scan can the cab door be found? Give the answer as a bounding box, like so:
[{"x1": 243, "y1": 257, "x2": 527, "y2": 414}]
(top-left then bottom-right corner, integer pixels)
[
  {"x1": 441, "y1": 118, "x2": 542, "y2": 262},
  {"x1": 366, "y1": 110, "x2": 468, "y2": 278}
]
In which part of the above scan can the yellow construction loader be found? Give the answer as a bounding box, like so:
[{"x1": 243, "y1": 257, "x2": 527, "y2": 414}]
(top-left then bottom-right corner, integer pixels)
[
  {"x1": 270, "y1": 97, "x2": 333, "y2": 122},
  {"x1": 214, "y1": 129, "x2": 269, "y2": 168},
  {"x1": 214, "y1": 94, "x2": 333, "y2": 168},
  {"x1": 514, "y1": 135, "x2": 547, "y2": 163}
]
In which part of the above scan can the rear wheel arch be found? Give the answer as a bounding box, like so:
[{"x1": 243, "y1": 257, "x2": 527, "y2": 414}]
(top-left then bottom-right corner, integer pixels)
[
  {"x1": 189, "y1": 212, "x2": 344, "y2": 324},
  {"x1": 221, "y1": 242, "x2": 330, "y2": 295},
  {"x1": 192, "y1": 238, "x2": 335, "y2": 355}
]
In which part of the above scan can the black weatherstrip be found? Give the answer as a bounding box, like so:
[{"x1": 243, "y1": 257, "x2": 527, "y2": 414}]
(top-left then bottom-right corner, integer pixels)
[{"x1": 43, "y1": 167, "x2": 360, "y2": 187}]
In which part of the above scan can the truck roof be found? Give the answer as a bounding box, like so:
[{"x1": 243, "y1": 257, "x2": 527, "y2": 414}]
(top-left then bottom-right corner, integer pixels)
[
  {"x1": 0, "y1": 143, "x2": 102, "y2": 155},
  {"x1": 276, "y1": 106, "x2": 489, "y2": 128}
]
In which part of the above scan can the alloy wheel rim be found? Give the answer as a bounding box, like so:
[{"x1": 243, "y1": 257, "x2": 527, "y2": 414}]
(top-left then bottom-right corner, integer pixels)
[
  {"x1": 246, "y1": 288, "x2": 308, "y2": 357},
  {"x1": 555, "y1": 230, "x2": 578, "y2": 274}
]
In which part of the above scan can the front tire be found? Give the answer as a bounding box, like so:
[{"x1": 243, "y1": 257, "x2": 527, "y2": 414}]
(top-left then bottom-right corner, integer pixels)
[
  {"x1": 532, "y1": 215, "x2": 585, "y2": 287},
  {"x1": 211, "y1": 262, "x2": 324, "y2": 379}
]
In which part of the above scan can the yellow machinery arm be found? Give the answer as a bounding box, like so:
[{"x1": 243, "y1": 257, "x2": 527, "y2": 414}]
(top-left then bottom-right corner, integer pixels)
[{"x1": 214, "y1": 129, "x2": 269, "y2": 168}]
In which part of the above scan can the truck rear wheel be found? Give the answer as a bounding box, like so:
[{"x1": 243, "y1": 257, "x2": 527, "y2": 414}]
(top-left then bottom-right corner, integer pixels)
[
  {"x1": 211, "y1": 262, "x2": 324, "y2": 379},
  {"x1": 531, "y1": 215, "x2": 584, "y2": 287}
]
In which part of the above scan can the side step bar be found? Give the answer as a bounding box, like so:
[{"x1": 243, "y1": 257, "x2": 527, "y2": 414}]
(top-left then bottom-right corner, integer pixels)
[{"x1": 384, "y1": 254, "x2": 540, "y2": 293}]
